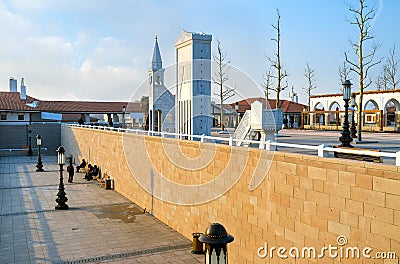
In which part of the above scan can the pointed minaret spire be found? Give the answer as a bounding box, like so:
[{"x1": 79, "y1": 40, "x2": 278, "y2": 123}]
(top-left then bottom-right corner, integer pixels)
[{"x1": 151, "y1": 35, "x2": 162, "y2": 71}]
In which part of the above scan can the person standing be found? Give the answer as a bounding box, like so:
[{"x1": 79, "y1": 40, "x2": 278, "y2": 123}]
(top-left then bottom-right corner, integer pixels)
[{"x1": 67, "y1": 161, "x2": 75, "y2": 183}]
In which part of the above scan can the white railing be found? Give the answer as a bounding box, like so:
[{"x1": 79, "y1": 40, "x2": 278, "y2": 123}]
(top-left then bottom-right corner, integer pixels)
[{"x1": 64, "y1": 124, "x2": 400, "y2": 166}]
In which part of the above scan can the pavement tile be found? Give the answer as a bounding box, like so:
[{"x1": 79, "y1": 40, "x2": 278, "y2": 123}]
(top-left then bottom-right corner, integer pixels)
[{"x1": 0, "y1": 155, "x2": 203, "y2": 263}]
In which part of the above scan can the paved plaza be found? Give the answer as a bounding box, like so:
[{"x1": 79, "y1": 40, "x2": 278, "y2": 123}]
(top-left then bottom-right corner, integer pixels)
[
  {"x1": 276, "y1": 130, "x2": 400, "y2": 165},
  {"x1": 0, "y1": 156, "x2": 203, "y2": 264}
]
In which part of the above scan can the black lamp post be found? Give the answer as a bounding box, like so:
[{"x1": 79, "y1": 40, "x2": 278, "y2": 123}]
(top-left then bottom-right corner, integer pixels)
[
  {"x1": 36, "y1": 135, "x2": 44, "y2": 171},
  {"x1": 55, "y1": 146, "x2": 68, "y2": 210},
  {"x1": 339, "y1": 80, "x2": 353, "y2": 148},
  {"x1": 199, "y1": 223, "x2": 234, "y2": 264},
  {"x1": 122, "y1": 105, "x2": 126, "y2": 128},
  {"x1": 27, "y1": 130, "x2": 33, "y2": 156},
  {"x1": 350, "y1": 93, "x2": 357, "y2": 138}
]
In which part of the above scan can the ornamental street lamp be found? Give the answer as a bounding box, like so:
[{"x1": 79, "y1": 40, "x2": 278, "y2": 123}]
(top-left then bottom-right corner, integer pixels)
[
  {"x1": 350, "y1": 93, "x2": 357, "y2": 138},
  {"x1": 199, "y1": 223, "x2": 234, "y2": 264},
  {"x1": 36, "y1": 135, "x2": 44, "y2": 171},
  {"x1": 122, "y1": 105, "x2": 126, "y2": 128},
  {"x1": 27, "y1": 130, "x2": 33, "y2": 156},
  {"x1": 55, "y1": 146, "x2": 68, "y2": 210},
  {"x1": 339, "y1": 80, "x2": 353, "y2": 148}
]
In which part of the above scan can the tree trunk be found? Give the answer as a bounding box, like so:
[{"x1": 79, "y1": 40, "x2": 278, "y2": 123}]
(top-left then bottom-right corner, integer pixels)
[{"x1": 220, "y1": 83, "x2": 224, "y2": 131}]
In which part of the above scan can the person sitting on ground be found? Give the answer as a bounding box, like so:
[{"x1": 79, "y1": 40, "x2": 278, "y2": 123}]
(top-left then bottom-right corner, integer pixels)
[
  {"x1": 76, "y1": 159, "x2": 87, "y2": 172},
  {"x1": 92, "y1": 165, "x2": 100, "y2": 179},
  {"x1": 84, "y1": 164, "x2": 94, "y2": 181}
]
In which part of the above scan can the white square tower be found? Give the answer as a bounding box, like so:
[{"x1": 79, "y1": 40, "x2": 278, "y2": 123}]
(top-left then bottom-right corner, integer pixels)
[{"x1": 175, "y1": 30, "x2": 212, "y2": 136}]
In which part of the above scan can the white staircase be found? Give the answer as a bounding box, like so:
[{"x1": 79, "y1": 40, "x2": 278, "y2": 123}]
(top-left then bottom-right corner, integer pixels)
[
  {"x1": 234, "y1": 110, "x2": 251, "y2": 146},
  {"x1": 234, "y1": 101, "x2": 283, "y2": 147}
]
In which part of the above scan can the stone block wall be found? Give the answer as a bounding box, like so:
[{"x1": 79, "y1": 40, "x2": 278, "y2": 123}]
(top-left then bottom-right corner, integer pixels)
[{"x1": 62, "y1": 125, "x2": 400, "y2": 263}]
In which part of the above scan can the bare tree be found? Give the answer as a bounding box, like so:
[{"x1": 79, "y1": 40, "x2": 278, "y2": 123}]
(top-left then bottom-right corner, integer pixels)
[
  {"x1": 384, "y1": 45, "x2": 399, "y2": 89},
  {"x1": 375, "y1": 71, "x2": 388, "y2": 90},
  {"x1": 268, "y1": 9, "x2": 288, "y2": 109},
  {"x1": 344, "y1": 0, "x2": 381, "y2": 141},
  {"x1": 262, "y1": 68, "x2": 274, "y2": 105},
  {"x1": 302, "y1": 63, "x2": 317, "y2": 111},
  {"x1": 212, "y1": 39, "x2": 234, "y2": 131},
  {"x1": 339, "y1": 61, "x2": 351, "y2": 92}
]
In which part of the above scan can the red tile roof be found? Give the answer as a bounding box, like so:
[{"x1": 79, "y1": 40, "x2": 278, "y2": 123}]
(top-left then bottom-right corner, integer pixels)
[
  {"x1": 310, "y1": 89, "x2": 400, "y2": 98},
  {"x1": 229, "y1": 97, "x2": 306, "y2": 113},
  {"x1": 0, "y1": 92, "x2": 140, "y2": 113}
]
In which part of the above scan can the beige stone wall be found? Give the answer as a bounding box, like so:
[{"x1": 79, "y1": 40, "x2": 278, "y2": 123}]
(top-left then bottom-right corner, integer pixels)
[{"x1": 62, "y1": 126, "x2": 400, "y2": 263}]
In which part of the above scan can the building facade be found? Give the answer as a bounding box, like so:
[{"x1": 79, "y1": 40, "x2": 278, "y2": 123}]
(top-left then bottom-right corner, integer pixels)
[
  {"x1": 305, "y1": 89, "x2": 400, "y2": 132},
  {"x1": 175, "y1": 30, "x2": 212, "y2": 136}
]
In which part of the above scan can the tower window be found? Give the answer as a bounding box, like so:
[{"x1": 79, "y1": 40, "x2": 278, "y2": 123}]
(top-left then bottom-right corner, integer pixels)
[
  {"x1": 1, "y1": 113, "x2": 6, "y2": 120},
  {"x1": 18, "y1": 114, "x2": 24, "y2": 120}
]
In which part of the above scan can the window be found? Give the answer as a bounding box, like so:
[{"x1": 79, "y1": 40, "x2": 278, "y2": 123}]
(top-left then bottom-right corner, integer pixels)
[
  {"x1": 1, "y1": 113, "x2": 6, "y2": 120},
  {"x1": 18, "y1": 114, "x2": 24, "y2": 120}
]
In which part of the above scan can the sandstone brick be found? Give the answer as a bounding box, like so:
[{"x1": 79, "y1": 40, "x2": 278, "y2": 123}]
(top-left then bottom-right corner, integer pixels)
[
  {"x1": 328, "y1": 220, "x2": 350, "y2": 237},
  {"x1": 317, "y1": 204, "x2": 340, "y2": 222},
  {"x1": 326, "y1": 169, "x2": 339, "y2": 183},
  {"x1": 300, "y1": 177, "x2": 313, "y2": 190},
  {"x1": 280, "y1": 194, "x2": 290, "y2": 206},
  {"x1": 367, "y1": 168, "x2": 385, "y2": 177},
  {"x1": 394, "y1": 210, "x2": 400, "y2": 226},
  {"x1": 289, "y1": 197, "x2": 303, "y2": 211},
  {"x1": 350, "y1": 186, "x2": 385, "y2": 207},
  {"x1": 303, "y1": 201, "x2": 317, "y2": 214},
  {"x1": 345, "y1": 199, "x2": 364, "y2": 215},
  {"x1": 293, "y1": 187, "x2": 306, "y2": 200},
  {"x1": 313, "y1": 179, "x2": 324, "y2": 192},
  {"x1": 329, "y1": 195, "x2": 345, "y2": 210},
  {"x1": 345, "y1": 165, "x2": 367, "y2": 174},
  {"x1": 338, "y1": 171, "x2": 356, "y2": 186},
  {"x1": 275, "y1": 182, "x2": 294, "y2": 196},
  {"x1": 355, "y1": 174, "x2": 372, "y2": 190},
  {"x1": 308, "y1": 166, "x2": 327, "y2": 180},
  {"x1": 296, "y1": 164, "x2": 308, "y2": 177},
  {"x1": 284, "y1": 228, "x2": 304, "y2": 245},
  {"x1": 277, "y1": 161, "x2": 296, "y2": 175},
  {"x1": 280, "y1": 215, "x2": 295, "y2": 230},
  {"x1": 365, "y1": 162, "x2": 398, "y2": 172},
  {"x1": 340, "y1": 211, "x2": 359, "y2": 228},
  {"x1": 324, "y1": 182, "x2": 351, "y2": 199},
  {"x1": 386, "y1": 194, "x2": 400, "y2": 210},
  {"x1": 307, "y1": 190, "x2": 330, "y2": 206},
  {"x1": 373, "y1": 177, "x2": 400, "y2": 195},
  {"x1": 295, "y1": 221, "x2": 319, "y2": 239},
  {"x1": 371, "y1": 220, "x2": 400, "y2": 241},
  {"x1": 364, "y1": 203, "x2": 394, "y2": 224},
  {"x1": 350, "y1": 227, "x2": 366, "y2": 241},
  {"x1": 286, "y1": 207, "x2": 300, "y2": 221},
  {"x1": 383, "y1": 170, "x2": 400, "y2": 180},
  {"x1": 287, "y1": 174, "x2": 300, "y2": 187}
]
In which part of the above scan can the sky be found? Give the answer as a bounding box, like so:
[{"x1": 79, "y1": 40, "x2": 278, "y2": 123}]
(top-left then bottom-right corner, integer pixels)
[{"x1": 0, "y1": 0, "x2": 398, "y2": 105}]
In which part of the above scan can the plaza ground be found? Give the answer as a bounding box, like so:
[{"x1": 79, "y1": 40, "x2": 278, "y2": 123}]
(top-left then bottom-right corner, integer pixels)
[{"x1": 0, "y1": 156, "x2": 203, "y2": 264}]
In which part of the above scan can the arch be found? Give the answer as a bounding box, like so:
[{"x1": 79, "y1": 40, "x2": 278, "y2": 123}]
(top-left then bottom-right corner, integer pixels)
[
  {"x1": 329, "y1": 101, "x2": 341, "y2": 111},
  {"x1": 384, "y1": 98, "x2": 400, "y2": 126},
  {"x1": 314, "y1": 102, "x2": 325, "y2": 125},
  {"x1": 314, "y1": 102, "x2": 324, "y2": 111},
  {"x1": 328, "y1": 101, "x2": 341, "y2": 125},
  {"x1": 364, "y1": 99, "x2": 379, "y2": 110}
]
